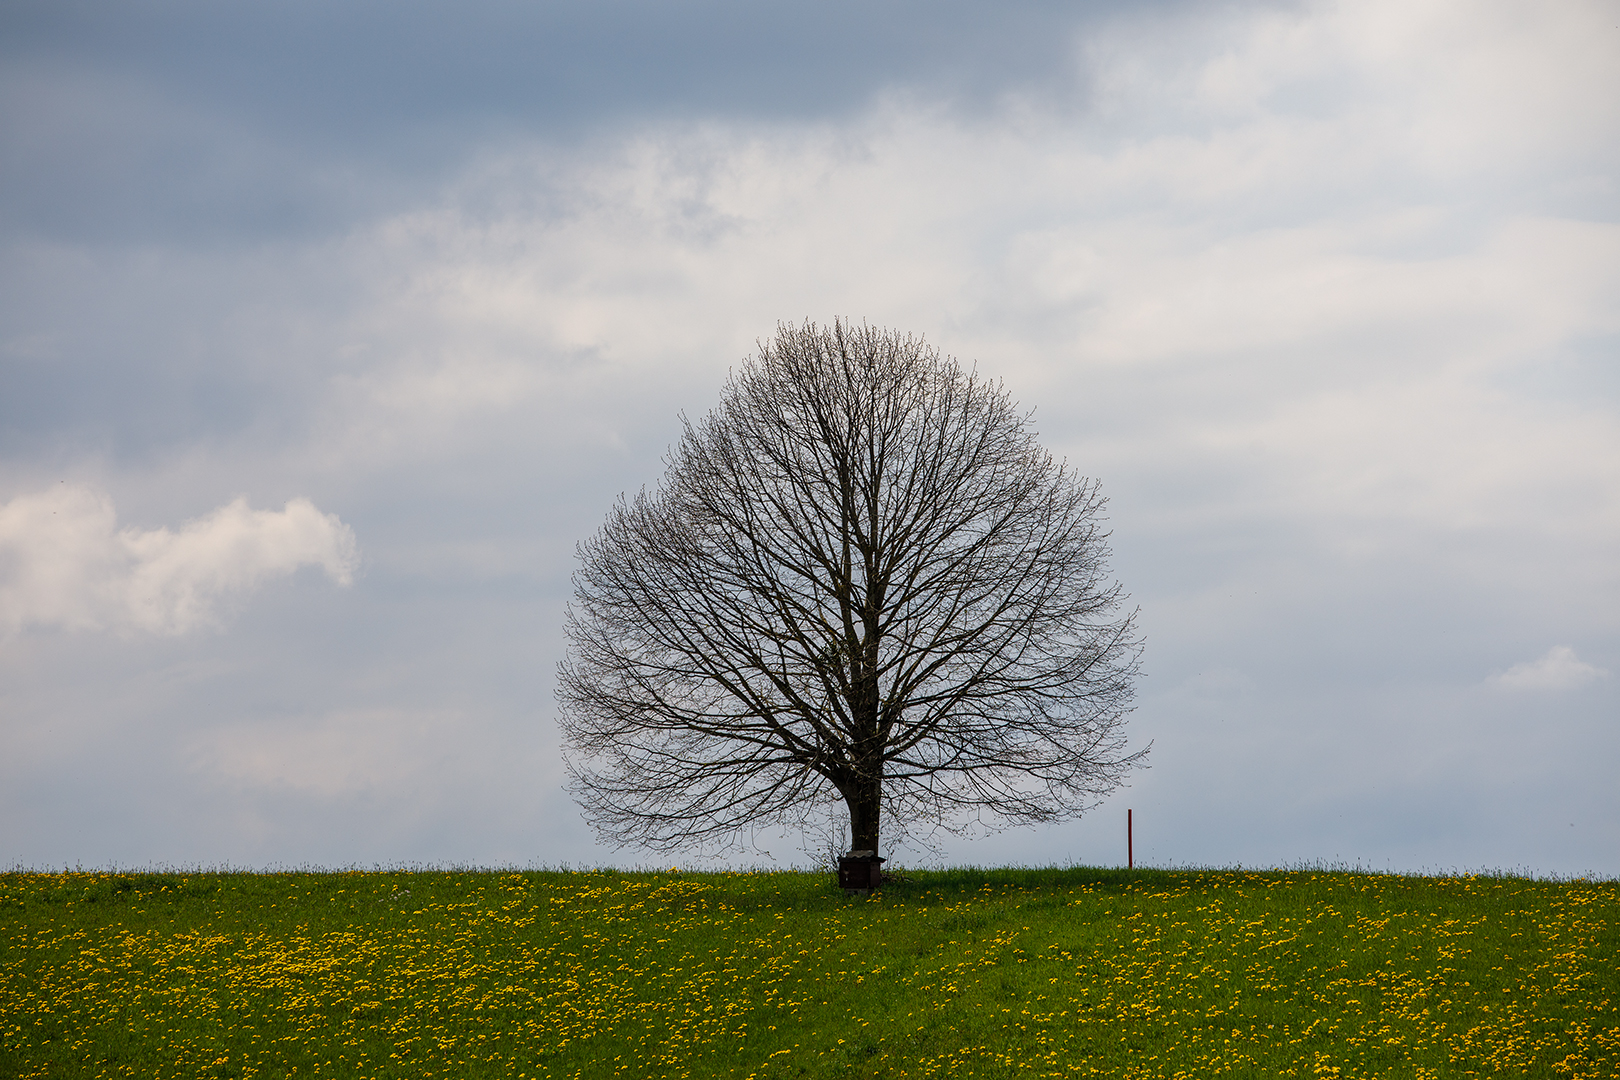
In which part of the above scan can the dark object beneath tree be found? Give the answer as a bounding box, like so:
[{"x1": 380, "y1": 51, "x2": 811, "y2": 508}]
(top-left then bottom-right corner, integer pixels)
[{"x1": 838, "y1": 853, "x2": 886, "y2": 892}]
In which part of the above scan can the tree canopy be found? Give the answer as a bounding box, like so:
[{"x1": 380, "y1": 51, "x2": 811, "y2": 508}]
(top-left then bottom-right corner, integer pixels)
[{"x1": 558, "y1": 320, "x2": 1144, "y2": 856}]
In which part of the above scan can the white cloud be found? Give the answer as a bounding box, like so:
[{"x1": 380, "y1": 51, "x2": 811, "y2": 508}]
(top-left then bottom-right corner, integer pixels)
[
  {"x1": 0, "y1": 485, "x2": 358, "y2": 636},
  {"x1": 1490, "y1": 646, "x2": 1609, "y2": 692}
]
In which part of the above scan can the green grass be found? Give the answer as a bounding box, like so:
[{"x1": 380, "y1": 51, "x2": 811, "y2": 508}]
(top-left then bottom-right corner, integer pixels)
[{"x1": 3, "y1": 866, "x2": 1616, "y2": 1078}]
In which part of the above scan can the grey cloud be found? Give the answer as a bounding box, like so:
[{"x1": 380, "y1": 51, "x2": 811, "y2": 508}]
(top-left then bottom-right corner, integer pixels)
[
  {"x1": 1, "y1": 0, "x2": 1196, "y2": 245},
  {"x1": 4, "y1": 0, "x2": 1177, "y2": 131},
  {"x1": 0, "y1": 0, "x2": 1201, "y2": 455}
]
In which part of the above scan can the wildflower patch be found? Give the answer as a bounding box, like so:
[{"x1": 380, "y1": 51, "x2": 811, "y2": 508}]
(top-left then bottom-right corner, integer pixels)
[{"x1": 2, "y1": 867, "x2": 1615, "y2": 1078}]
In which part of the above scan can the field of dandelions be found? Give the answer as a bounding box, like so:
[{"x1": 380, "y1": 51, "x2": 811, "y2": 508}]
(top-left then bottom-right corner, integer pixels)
[{"x1": 3, "y1": 866, "x2": 1616, "y2": 1078}]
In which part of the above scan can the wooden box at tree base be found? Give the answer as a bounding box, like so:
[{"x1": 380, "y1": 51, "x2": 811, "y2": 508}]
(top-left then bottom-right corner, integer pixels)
[{"x1": 837, "y1": 853, "x2": 886, "y2": 892}]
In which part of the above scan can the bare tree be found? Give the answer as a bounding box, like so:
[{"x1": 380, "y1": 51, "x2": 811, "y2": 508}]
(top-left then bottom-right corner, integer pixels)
[{"x1": 558, "y1": 320, "x2": 1145, "y2": 858}]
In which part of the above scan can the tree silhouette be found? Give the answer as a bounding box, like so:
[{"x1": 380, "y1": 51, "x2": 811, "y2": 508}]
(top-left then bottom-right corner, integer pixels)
[{"x1": 559, "y1": 320, "x2": 1144, "y2": 857}]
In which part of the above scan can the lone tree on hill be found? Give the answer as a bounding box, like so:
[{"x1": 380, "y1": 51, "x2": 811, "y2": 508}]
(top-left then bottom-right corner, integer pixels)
[{"x1": 558, "y1": 320, "x2": 1145, "y2": 858}]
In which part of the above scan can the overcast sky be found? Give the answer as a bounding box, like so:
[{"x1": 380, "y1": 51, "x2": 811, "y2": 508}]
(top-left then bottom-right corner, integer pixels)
[{"x1": 3, "y1": 0, "x2": 1616, "y2": 876}]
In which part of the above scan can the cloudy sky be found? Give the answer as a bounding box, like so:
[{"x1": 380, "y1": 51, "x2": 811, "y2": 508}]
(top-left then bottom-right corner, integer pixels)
[{"x1": 3, "y1": 0, "x2": 1616, "y2": 875}]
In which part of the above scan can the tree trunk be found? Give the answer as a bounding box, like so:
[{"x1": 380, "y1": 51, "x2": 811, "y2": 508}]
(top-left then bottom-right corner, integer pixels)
[{"x1": 845, "y1": 771, "x2": 881, "y2": 854}]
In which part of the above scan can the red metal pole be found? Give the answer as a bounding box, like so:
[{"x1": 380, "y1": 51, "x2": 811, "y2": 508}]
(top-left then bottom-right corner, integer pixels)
[{"x1": 1128, "y1": 808, "x2": 1133, "y2": 870}]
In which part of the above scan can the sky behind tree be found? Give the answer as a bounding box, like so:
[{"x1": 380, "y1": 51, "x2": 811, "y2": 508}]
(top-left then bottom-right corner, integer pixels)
[{"x1": 2, "y1": 0, "x2": 1616, "y2": 874}]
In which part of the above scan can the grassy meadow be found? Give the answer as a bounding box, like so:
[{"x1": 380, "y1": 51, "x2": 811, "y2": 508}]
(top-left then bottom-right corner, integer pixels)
[{"x1": 2, "y1": 865, "x2": 1616, "y2": 1079}]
